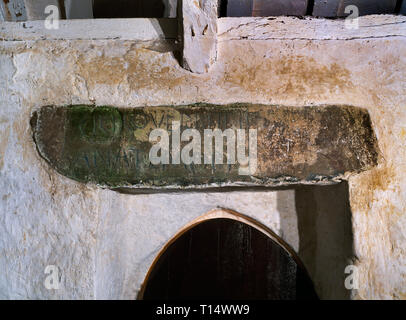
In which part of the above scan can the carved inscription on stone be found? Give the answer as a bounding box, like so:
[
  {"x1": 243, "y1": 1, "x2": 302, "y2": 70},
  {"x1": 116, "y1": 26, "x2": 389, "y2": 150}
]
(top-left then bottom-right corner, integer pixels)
[{"x1": 31, "y1": 104, "x2": 379, "y2": 190}]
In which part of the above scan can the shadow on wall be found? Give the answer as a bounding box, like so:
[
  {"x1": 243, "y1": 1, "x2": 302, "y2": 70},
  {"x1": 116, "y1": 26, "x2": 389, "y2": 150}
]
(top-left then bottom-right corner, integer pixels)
[{"x1": 278, "y1": 181, "x2": 354, "y2": 300}]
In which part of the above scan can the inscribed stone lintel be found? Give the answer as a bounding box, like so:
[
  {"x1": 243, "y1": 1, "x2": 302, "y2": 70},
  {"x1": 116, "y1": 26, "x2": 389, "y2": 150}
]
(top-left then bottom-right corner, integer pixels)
[{"x1": 31, "y1": 104, "x2": 379, "y2": 192}]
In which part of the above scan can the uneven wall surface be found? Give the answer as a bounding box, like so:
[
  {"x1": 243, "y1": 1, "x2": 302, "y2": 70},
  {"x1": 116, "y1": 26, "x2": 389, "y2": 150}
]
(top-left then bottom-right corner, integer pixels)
[{"x1": 0, "y1": 15, "x2": 405, "y2": 299}]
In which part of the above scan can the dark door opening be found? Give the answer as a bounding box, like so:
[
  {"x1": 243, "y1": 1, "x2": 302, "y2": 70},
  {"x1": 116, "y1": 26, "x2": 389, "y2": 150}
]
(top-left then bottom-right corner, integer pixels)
[{"x1": 141, "y1": 218, "x2": 318, "y2": 300}]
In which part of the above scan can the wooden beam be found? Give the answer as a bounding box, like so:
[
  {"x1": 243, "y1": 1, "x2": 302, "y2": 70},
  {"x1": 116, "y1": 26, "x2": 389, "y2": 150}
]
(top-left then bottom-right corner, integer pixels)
[
  {"x1": 313, "y1": 0, "x2": 397, "y2": 17},
  {"x1": 180, "y1": 0, "x2": 218, "y2": 73},
  {"x1": 226, "y1": 0, "x2": 254, "y2": 17},
  {"x1": 164, "y1": 0, "x2": 178, "y2": 17},
  {"x1": 24, "y1": 0, "x2": 63, "y2": 20},
  {"x1": 252, "y1": 0, "x2": 308, "y2": 16},
  {"x1": 92, "y1": 0, "x2": 174, "y2": 18},
  {"x1": 64, "y1": 0, "x2": 93, "y2": 19},
  {"x1": 337, "y1": 0, "x2": 397, "y2": 16},
  {"x1": 313, "y1": 0, "x2": 340, "y2": 17}
]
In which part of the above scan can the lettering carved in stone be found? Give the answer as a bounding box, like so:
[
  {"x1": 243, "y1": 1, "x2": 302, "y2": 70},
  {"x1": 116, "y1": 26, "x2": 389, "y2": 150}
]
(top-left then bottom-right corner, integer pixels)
[{"x1": 31, "y1": 104, "x2": 379, "y2": 191}]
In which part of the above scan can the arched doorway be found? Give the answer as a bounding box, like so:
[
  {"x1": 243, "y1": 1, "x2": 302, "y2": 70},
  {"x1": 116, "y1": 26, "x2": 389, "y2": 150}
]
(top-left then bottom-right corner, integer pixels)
[{"x1": 139, "y1": 211, "x2": 318, "y2": 300}]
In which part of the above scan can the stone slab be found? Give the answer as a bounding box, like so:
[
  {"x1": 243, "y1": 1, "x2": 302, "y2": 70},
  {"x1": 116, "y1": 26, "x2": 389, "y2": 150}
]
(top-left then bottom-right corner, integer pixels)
[{"x1": 31, "y1": 104, "x2": 379, "y2": 191}]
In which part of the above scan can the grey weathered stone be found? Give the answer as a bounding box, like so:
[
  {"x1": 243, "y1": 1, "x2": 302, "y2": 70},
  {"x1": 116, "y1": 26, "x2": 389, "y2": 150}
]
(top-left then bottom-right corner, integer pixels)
[{"x1": 31, "y1": 104, "x2": 379, "y2": 191}]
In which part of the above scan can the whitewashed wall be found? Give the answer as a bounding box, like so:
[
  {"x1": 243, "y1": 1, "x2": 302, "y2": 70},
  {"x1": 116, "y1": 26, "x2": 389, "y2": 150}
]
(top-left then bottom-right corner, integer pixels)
[{"x1": 0, "y1": 15, "x2": 405, "y2": 299}]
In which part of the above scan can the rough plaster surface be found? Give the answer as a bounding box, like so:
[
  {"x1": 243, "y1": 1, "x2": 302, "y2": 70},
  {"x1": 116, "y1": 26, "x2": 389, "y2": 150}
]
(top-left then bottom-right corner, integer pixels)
[{"x1": 0, "y1": 15, "x2": 405, "y2": 299}]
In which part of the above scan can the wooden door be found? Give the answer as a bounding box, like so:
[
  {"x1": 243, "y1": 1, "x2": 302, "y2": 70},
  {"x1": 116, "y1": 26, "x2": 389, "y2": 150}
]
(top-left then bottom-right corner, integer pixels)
[{"x1": 142, "y1": 218, "x2": 318, "y2": 300}]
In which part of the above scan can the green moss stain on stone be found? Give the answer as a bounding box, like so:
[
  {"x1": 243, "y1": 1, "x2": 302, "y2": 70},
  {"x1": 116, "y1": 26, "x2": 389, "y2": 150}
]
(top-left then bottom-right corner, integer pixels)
[
  {"x1": 31, "y1": 104, "x2": 379, "y2": 190},
  {"x1": 69, "y1": 106, "x2": 122, "y2": 145}
]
